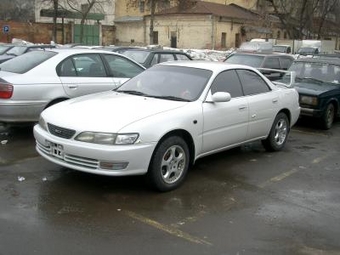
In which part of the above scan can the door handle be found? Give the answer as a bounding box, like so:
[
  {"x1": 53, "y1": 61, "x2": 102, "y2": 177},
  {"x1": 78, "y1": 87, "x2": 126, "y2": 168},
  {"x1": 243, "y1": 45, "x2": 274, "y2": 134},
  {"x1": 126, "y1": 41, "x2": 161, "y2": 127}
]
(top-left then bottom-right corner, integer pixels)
[
  {"x1": 272, "y1": 97, "x2": 279, "y2": 103},
  {"x1": 68, "y1": 85, "x2": 78, "y2": 89},
  {"x1": 239, "y1": 105, "x2": 247, "y2": 110}
]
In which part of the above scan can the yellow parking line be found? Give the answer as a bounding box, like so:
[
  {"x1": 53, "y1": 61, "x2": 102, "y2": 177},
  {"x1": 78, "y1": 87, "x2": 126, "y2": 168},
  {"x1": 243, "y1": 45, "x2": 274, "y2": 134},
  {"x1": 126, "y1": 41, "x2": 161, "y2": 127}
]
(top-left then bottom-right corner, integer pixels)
[
  {"x1": 259, "y1": 153, "x2": 331, "y2": 188},
  {"x1": 259, "y1": 168, "x2": 298, "y2": 188},
  {"x1": 124, "y1": 210, "x2": 212, "y2": 246}
]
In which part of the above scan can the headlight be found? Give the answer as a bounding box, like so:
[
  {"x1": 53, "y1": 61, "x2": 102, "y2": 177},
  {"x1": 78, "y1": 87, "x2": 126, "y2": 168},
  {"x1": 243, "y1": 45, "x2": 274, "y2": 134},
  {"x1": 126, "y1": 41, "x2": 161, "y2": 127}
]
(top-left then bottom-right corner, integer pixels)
[
  {"x1": 300, "y1": 96, "x2": 318, "y2": 106},
  {"x1": 75, "y1": 132, "x2": 139, "y2": 145},
  {"x1": 39, "y1": 117, "x2": 48, "y2": 131}
]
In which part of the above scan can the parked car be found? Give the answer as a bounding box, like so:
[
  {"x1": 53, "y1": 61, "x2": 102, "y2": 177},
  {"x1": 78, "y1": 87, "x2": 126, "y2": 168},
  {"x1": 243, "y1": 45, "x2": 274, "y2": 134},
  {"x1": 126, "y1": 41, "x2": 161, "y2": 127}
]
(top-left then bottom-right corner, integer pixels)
[
  {"x1": 120, "y1": 48, "x2": 193, "y2": 68},
  {"x1": 34, "y1": 61, "x2": 300, "y2": 192},
  {"x1": 0, "y1": 44, "x2": 15, "y2": 55},
  {"x1": 0, "y1": 48, "x2": 145, "y2": 129},
  {"x1": 0, "y1": 44, "x2": 56, "y2": 63},
  {"x1": 273, "y1": 44, "x2": 292, "y2": 54},
  {"x1": 281, "y1": 57, "x2": 340, "y2": 129},
  {"x1": 224, "y1": 52, "x2": 295, "y2": 80}
]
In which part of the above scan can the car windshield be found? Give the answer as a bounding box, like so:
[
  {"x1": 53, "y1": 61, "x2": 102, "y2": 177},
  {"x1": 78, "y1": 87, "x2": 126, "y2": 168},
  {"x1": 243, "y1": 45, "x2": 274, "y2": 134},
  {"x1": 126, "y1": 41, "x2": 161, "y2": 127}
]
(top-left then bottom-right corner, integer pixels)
[
  {"x1": 297, "y1": 47, "x2": 317, "y2": 55},
  {"x1": 0, "y1": 50, "x2": 57, "y2": 74},
  {"x1": 224, "y1": 54, "x2": 264, "y2": 68},
  {"x1": 116, "y1": 65, "x2": 212, "y2": 101},
  {"x1": 0, "y1": 45, "x2": 11, "y2": 54},
  {"x1": 122, "y1": 50, "x2": 150, "y2": 64},
  {"x1": 284, "y1": 61, "x2": 340, "y2": 84}
]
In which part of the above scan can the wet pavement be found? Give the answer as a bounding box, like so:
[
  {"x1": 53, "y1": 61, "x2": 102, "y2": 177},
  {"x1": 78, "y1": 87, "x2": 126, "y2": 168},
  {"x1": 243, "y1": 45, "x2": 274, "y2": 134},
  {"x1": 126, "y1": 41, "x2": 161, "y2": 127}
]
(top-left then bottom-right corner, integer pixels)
[{"x1": 0, "y1": 120, "x2": 340, "y2": 255}]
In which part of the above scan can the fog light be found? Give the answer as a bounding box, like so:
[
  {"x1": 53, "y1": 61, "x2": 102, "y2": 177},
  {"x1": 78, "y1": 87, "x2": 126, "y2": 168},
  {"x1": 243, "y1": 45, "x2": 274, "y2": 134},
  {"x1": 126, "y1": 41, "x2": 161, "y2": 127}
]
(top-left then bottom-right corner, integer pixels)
[{"x1": 100, "y1": 161, "x2": 128, "y2": 170}]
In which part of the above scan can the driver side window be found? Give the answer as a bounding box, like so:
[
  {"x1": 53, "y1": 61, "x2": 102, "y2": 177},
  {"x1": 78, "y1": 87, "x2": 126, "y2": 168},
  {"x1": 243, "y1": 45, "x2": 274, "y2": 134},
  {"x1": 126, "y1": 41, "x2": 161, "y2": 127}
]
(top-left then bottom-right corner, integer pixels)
[{"x1": 210, "y1": 70, "x2": 243, "y2": 98}]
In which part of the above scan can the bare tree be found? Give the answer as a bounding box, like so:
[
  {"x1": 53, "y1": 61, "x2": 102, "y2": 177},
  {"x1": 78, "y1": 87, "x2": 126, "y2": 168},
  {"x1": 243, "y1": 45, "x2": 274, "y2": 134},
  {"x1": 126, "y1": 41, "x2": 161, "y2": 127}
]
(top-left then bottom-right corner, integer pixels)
[
  {"x1": 64, "y1": 0, "x2": 107, "y2": 43},
  {"x1": 0, "y1": 0, "x2": 35, "y2": 22},
  {"x1": 315, "y1": 0, "x2": 339, "y2": 39},
  {"x1": 262, "y1": 0, "x2": 340, "y2": 39}
]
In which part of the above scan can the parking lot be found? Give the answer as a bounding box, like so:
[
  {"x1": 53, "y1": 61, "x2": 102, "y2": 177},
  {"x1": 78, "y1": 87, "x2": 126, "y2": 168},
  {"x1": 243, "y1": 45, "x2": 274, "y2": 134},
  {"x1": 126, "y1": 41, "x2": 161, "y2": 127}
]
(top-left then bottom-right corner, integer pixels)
[{"x1": 0, "y1": 119, "x2": 340, "y2": 255}]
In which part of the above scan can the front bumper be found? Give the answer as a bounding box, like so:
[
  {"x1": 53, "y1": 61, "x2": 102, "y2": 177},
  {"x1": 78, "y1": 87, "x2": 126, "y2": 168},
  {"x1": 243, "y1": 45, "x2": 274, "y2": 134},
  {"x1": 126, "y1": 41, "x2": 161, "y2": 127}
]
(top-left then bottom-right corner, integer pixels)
[
  {"x1": 300, "y1": 107, "x2": 323, "y2": 118},
  {"x1": 33, "y1": 124, "x2": 156, "y2": 176}
]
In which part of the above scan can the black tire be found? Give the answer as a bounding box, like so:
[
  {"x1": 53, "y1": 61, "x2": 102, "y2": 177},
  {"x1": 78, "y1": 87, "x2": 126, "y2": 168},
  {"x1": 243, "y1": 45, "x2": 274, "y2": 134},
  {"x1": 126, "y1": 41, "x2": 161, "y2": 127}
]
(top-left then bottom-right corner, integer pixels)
[
  {"x1": 262, "y1": 112, "x2": 290, "y2": 152},
  {"x1": 321, "y1": 103, "x2": 335, "y2": 130},
  {"x1": 147, "y1": 136, "x2": 190, "y2": 192}
]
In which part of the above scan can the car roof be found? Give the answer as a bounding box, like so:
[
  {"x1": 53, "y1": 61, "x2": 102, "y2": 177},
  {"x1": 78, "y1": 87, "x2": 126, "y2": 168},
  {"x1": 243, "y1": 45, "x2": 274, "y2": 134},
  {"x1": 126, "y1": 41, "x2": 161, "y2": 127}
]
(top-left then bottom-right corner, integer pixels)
[
  {"x1": 231, "y1": 52, "x2": 293, "y2": 58},
  {"x1": 159, "y1": 60, "x2": 257, "y2": 72},
  {"x1": 294, "y1": 57, "x2": 340, "y2": 66},
  {"x1": 123, "y1": 48, "x2": 189, "y2": 54}
]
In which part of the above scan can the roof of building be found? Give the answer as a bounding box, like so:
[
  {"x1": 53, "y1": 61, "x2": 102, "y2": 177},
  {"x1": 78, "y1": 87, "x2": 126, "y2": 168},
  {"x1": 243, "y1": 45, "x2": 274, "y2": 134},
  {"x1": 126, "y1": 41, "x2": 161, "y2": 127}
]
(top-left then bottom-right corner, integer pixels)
[{"x1": 155, "y1": 1, "x2": 260, "y2": 21}]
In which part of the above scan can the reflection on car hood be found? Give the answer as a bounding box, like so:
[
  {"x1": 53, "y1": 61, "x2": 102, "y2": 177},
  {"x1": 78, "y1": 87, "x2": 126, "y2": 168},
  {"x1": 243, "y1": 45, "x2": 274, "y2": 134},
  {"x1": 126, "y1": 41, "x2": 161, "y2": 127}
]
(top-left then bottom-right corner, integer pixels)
[
  {"x1": 42, "y1": 91, "x2": 187, "y2": 132},
  {"x1": 295, "y1": 81, "x2": 339, "y2": 96}
]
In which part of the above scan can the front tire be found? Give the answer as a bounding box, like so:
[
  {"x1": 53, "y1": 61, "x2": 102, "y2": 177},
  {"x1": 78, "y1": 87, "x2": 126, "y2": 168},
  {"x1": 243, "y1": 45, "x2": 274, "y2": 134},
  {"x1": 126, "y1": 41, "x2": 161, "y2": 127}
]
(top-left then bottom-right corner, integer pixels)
[
  {"x1": 321, "y1": 103, "x2": 335, "y2": 130},
  {"x1": 147, "y1": 136, "x2": 190, "y2": 192},
  {"x1": 262, "y1": 112, "x2": 289, "y2": 152}
]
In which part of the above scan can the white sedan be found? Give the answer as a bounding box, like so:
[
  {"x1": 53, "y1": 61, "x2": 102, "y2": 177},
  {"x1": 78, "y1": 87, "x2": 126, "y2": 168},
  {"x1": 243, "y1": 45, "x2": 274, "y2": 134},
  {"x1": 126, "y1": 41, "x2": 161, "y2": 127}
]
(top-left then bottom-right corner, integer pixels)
[
  {"x1": 0, "y1": 48, "x2": 145, "y2": 129},
  {"x1": 34, "y1": 61, "x2": 300, "y2": 192}
]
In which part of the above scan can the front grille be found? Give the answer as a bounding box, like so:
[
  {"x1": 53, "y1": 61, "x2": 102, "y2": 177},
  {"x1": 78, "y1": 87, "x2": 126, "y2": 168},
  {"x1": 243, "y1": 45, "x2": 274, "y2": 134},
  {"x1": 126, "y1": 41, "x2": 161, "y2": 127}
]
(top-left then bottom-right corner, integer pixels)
[{"x1": 48, "y1": 123, "x2": 76, "y2": 139}]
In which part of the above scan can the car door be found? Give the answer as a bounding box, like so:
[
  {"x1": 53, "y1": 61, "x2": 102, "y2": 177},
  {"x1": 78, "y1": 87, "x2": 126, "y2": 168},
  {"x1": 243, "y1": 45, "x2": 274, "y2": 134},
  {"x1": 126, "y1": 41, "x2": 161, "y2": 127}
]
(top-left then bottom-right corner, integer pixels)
[
  {"x1": 236, "y1": 69, "x2": 278, "y2": 140},
  {"x1": 58, "y1": 53, "x2": 115, "y2": 98},
  {"x1": 202, "y1": 70, "x2": 248, "y2": 153}
]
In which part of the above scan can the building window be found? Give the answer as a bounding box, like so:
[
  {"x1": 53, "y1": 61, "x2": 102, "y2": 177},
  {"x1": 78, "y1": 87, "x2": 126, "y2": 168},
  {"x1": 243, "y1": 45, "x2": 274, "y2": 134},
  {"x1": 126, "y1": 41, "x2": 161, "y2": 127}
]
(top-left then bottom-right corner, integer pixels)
[
  {"x1": 277, "y1": 31, "x2": 281, "y2": 39},
  {"x1": 153, "y1": 31, "x2": 158, "y2": 44},
  {"x1": 221, "y1": 32, "x2": 227, "y2": 48},
  {"x1": 139, "y1": 0, "x2": 145, "y2": 12}
]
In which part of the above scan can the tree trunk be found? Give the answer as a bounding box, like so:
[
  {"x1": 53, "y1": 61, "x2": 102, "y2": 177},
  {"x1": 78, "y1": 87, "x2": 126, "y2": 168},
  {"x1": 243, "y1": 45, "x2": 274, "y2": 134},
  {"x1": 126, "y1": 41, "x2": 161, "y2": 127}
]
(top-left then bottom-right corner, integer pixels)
[
  {"x1": 53, "y1": 0, "x2": 58, "y2": 42},
  {"x1": 149, "y1": 0, "x2": 156, "y2": 44}
]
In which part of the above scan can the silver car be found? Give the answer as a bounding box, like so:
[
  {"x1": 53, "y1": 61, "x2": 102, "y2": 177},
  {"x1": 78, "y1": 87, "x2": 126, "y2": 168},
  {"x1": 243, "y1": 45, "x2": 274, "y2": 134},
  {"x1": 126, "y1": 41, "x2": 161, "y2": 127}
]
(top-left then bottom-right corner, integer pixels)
[{"x1": 0, "y1": 49, "x2": 145, "y2": 129}]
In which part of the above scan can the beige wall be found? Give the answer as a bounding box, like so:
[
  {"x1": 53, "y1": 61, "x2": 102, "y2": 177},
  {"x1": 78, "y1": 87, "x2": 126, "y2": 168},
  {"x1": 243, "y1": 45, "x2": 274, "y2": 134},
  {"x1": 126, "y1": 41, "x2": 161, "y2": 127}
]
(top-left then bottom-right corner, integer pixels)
[{"x1": 115, "y1": 14, "x2": 249, "y2": 49}]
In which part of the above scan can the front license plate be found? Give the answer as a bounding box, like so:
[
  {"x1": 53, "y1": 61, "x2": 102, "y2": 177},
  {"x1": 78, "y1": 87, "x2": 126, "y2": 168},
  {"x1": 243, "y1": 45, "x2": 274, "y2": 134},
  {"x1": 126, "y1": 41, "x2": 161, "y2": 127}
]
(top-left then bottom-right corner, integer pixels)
[{"x1": 50, "y1": 142, "x2": 64, "y2": 159}]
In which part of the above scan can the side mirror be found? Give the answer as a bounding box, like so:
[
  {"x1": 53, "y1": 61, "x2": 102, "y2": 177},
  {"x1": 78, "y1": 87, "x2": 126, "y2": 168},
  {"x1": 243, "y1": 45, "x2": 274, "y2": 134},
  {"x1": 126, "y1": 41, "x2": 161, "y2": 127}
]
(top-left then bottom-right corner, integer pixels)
[{"x1": 211, "y1": 92, "x2": 231, "y2": 102}]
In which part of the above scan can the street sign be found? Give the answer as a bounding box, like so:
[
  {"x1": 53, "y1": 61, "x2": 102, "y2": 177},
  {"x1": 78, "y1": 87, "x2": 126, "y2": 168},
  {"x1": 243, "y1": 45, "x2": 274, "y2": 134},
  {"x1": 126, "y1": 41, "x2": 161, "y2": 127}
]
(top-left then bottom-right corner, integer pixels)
[{"x1": 3, "y1": 25, "x2": 10, "y2": 34}]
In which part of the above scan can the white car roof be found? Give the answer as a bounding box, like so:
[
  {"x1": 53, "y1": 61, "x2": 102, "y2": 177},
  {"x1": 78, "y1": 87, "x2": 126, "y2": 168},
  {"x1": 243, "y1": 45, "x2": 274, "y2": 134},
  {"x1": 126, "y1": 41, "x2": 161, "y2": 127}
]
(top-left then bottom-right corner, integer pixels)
[{"x1": 159, "y1": 60, "x2": 258, "y2": 73}]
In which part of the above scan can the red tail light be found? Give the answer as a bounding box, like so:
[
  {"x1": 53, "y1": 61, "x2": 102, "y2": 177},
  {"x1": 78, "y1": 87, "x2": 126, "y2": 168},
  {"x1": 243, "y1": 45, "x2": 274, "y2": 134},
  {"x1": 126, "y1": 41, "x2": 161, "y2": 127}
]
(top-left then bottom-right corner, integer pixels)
[{"x1": 0, "y1": 83, "x2": 13, "y2": 99}]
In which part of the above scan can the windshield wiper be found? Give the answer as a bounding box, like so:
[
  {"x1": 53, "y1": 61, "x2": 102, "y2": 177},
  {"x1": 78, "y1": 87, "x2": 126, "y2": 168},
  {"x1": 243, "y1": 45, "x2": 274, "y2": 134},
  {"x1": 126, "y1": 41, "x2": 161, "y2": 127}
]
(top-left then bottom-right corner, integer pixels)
[
  {"x1": 117, "y1": 90, "x2": 149, "y2": 96},
  {"x1": 150, "y1": 95, "x2": 191, "y2": 102}
]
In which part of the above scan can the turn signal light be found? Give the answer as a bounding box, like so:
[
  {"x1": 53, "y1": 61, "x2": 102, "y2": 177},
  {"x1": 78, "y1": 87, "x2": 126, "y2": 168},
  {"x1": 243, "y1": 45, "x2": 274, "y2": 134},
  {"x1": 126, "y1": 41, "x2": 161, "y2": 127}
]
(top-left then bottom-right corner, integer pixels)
[{"x1": 0, "y1": 83, "x2": 13, "y2": 99}]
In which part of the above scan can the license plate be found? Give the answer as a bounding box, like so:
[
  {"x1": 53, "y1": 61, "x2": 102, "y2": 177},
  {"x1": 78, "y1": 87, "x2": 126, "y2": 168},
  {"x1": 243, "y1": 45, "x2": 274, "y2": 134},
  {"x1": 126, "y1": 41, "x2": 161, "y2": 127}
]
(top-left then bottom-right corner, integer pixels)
[{"x1": 50, "y1": 142, "x2": 64, "y2": 159}]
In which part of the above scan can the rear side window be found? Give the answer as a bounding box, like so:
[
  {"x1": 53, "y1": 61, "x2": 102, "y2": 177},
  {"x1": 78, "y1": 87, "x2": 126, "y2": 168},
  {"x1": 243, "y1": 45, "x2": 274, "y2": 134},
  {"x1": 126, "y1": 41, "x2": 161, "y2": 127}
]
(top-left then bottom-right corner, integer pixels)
[
  {"x1": 0, "y1": 51, "x2": 57, "y2": 74},
  {"x1": 103, "y1": 54, "x2": 145, "y2": 78}
]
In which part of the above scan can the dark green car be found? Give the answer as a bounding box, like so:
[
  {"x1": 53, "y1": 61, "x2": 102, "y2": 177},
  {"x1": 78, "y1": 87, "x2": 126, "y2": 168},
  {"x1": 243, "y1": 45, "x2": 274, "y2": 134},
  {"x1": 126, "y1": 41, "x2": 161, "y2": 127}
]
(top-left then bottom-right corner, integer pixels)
[{"x1": 284, "y1": 57, "x2": 340, "y2": 129}]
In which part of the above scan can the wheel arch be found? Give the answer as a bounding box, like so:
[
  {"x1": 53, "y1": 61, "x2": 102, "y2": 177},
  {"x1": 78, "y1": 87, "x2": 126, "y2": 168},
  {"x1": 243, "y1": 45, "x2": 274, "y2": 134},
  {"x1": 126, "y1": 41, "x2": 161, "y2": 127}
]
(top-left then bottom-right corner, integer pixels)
[
  {"x1": 278, "y1": 108, "x2": 291, "y2": 126},
  {"x1": 152, "y1": 129, "x2": 196, "y2": 167},
  {"x1": 44, "y1": 97, "x2": 69, "y2": 109}
]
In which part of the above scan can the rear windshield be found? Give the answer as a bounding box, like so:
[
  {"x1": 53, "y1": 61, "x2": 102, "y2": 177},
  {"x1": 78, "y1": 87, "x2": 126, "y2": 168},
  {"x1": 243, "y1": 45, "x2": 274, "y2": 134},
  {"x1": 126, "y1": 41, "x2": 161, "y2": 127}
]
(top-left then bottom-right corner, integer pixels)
[
  {"x1": 225, "y1": 54, "x2": 264, "y2": 68},
  {"x1": 0, "y1": 51, "x2": 57, "y2": 74}
]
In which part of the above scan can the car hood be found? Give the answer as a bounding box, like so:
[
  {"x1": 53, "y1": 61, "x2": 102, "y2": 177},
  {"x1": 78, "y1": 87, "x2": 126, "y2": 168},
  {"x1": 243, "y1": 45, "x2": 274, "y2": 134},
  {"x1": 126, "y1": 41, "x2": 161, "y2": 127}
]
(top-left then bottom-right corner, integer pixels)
[
  {"x1": 294, "y1": 81, "x2": 339, "y2": 96},
  {"x1": 42, "y1": 91, "x2": 188, "y2": 132}
]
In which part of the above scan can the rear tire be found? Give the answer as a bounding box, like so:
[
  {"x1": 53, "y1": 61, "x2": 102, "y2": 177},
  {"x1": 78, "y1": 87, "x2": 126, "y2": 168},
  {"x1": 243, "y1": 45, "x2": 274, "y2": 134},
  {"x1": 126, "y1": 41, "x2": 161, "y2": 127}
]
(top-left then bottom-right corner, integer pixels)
[
  {"x1": 262, "y1": 112, "x2": 289, "y2": 152},
  {"x1": 147, "y1": 136, "x2": 189, "y2": 192}
]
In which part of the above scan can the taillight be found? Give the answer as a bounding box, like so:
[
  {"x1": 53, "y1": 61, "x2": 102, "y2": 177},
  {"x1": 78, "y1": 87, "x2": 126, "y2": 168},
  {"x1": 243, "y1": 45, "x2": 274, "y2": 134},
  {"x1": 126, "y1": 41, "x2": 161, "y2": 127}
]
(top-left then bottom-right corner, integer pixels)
[{"x1": 0, "y1": 83, "x2": 13, "y2": 99}]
